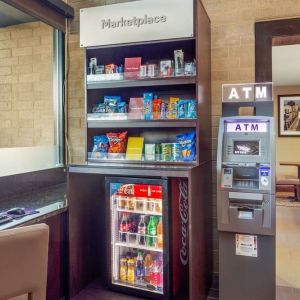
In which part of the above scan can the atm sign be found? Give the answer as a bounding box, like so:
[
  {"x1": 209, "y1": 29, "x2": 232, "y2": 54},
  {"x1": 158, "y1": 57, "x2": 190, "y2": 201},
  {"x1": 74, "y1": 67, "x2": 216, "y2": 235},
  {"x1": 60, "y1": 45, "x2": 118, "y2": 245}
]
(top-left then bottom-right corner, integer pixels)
[{"x1": 226, "y1": 122, "x2": 267, "y2": 133}]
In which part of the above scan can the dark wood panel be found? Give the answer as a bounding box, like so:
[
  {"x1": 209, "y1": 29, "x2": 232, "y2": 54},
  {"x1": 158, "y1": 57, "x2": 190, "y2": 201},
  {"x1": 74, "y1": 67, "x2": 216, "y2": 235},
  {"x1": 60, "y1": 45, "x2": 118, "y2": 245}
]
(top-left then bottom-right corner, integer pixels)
[
  {"x1": 68, "y1": 173, "x2": 106, "y2": 298},
  {"x1": 255, "y1": 17, "x2": 300, "y2": 82},
  {"x1": 188, "y1": 162, "x2": 212, "y2": 300},
  {"x1": 273, "y1": 34, "x2": 300, "y2": 46},
  {"x1": 196, "y1": 0, "x2": 211, "y2": 165}
]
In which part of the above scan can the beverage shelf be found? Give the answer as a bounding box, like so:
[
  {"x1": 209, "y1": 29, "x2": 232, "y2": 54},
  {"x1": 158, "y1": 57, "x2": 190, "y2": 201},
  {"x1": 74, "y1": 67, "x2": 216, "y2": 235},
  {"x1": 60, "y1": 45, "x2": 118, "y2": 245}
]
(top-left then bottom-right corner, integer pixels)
[
  {"x1": 87, "y1": 118, "x2": 197, "y2": 129},
  {"x1": 113, "y1": 280, "x2": 163, "y2": 295},
  {"x1": 115, "y1": 242, "x2": 163, "y2": 253},
  {"x1": 116, "y1": 208, "x2": 162, "y2": 216},
  {"x1": 87, "y1": 75, "x2": 196, "y2": 89}
]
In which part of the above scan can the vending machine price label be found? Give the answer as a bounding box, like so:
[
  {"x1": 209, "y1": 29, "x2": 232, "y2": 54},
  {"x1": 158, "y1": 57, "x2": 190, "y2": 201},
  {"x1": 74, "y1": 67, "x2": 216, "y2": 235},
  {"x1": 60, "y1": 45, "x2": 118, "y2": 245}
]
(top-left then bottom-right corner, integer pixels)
[{"x1": 235, "y1": 234, "x2": 258, "y2": 257}]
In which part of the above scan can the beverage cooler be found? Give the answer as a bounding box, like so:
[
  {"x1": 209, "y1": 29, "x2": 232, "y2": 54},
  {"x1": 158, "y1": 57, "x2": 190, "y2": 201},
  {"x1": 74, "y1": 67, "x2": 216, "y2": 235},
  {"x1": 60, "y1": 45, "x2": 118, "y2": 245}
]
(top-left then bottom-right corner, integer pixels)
[{"x1": 105, "y1": 177, "x2": 171, "y2": 299}]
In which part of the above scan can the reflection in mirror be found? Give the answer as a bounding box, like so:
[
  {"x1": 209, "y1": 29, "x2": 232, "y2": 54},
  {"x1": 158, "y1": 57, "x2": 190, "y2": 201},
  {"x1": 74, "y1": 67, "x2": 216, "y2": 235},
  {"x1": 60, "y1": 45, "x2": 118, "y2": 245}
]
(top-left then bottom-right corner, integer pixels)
[{"x1": 0, "y1": 2, "x2": 62, "y2": 176}]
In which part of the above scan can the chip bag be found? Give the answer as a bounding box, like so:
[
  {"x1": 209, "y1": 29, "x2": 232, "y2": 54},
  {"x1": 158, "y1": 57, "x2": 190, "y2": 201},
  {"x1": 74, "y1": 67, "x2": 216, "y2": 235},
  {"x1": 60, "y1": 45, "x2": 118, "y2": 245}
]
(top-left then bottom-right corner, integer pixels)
[
  {"x1": 106, "y1": 131, "x2": 128, "y2": 153},
  {"x1": 176, "y1": 131, "x2": 196, "y2": 161}
]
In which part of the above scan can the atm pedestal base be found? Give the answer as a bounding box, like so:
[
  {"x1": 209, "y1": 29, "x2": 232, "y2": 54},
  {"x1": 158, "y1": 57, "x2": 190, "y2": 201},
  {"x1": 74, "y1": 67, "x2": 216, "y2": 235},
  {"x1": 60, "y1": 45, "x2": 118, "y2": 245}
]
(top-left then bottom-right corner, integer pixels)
[{"x1": 219, "y1": 232, "x2": 275, "y2": 300}]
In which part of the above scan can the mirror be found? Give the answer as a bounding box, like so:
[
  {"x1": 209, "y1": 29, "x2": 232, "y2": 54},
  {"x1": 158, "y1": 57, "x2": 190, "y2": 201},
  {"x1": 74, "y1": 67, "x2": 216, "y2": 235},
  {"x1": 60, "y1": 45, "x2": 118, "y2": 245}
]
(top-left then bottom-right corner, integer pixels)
[{"x1": 0, "y1": 2, "x2": 64, "y2": 176}]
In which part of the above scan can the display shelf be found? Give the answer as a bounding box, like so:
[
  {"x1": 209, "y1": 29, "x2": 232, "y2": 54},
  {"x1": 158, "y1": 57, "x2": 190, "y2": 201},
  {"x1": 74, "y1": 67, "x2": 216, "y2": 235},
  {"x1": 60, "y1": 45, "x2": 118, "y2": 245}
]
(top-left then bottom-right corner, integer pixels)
[
  {"x1": 113, "y1": 280, "x2": 163, "y2": 295},
  {"x1": 115, "y1": 241, "x2": 163, "y2": 253},
  {"x1": 87, "y1": 118, "x2": 197, "y2": 129},
  {"x1": 87, "y1": 75, "x2": 196, "y2": 89},
  {"x1": 116, "y1": 208, "x2": 162, "y2": 216}
]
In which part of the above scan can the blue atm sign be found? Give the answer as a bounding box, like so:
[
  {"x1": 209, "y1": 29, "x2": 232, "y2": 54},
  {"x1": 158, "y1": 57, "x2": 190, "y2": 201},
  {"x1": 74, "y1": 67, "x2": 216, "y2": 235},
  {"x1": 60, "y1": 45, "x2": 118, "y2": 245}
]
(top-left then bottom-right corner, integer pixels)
[{"x1": 226, "y1": 122, "x2": 267, "y2": 133}]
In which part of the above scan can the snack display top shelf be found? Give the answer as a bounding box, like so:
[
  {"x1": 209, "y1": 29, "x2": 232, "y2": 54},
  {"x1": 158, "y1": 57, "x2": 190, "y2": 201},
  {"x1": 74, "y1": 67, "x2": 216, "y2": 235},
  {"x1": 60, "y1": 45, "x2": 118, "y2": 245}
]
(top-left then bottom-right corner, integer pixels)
[{"x1": 87, "y1": 75, "x2": 196, "y2": 89}]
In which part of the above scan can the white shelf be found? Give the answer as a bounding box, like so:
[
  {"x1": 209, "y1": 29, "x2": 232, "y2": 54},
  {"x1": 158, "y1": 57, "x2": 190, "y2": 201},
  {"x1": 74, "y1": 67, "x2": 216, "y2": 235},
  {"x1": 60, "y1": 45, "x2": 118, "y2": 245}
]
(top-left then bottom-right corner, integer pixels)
[
  {"x1": 115, "y1": 242, "x2": 163, "y2": 253},
  {"x1": 113, "y1": 280, "x2": 163, "y2": 294},
  {"x1": 116, "y1": 208, "x2": 162, "y2": 216}
]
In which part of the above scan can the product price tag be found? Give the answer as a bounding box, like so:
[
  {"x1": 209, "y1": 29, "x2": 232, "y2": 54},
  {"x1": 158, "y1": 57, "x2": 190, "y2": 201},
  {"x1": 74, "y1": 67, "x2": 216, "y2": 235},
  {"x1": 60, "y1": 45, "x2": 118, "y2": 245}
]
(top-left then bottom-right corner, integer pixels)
[{"x1": 235, "y1": 234, "x2": 258, "y2": 257}]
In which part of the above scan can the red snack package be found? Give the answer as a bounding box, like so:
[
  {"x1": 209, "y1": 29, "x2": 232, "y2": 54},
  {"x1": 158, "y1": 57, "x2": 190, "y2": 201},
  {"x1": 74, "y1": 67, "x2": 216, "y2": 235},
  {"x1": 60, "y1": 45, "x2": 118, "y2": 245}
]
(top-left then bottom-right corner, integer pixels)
[
  {"x1": 106, "y1": 131, "x2": 128, "y2": 153},
  {"x1": 152, "y1": 98, "x2": 162, "y2": 120}
]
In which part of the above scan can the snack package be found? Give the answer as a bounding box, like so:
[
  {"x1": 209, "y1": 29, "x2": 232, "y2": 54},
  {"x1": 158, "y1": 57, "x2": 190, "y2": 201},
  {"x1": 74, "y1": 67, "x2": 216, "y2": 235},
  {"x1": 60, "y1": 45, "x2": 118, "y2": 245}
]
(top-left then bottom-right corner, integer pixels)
[
  {"x1": 92, "y1": 103, "x2": 106, "y2": 113},
  {"x1": 169, "y1": 97, "x2": 179, "y2": 119},
  {"x1": 152, "y1": 98, "x2": 162, "y2": 120},
  {"x1": 105, "y1": 64, "x2": 115, "y2": 74},
  {"x1": 118, "y1": 102, "x2": 127, "y2": 113},
  {"x1": 160, "y1": 102, "x2": 169, "y2": 119},
  {"x1": 128, "y1": 97, "x2": 143, "y2": 119},
  {"x1": 177, "y1": 99, "x2": 186, "y2": 119},
  {"x1": 143, "y1": 93, "x2": 153, "y2": 120},
  {"x1": 176, "y1": 131, "x2": 196, "y2": 161},
  {"x1": 92, "y1": 135, "x2": 109, "y2": 158},
  {"x1": 106, "y1": 131, "x2": 128, "y2": 153},
  {"x1": 104, "y1": 96, "x2": 121, "y2": 106},
  {"x1": 174, "y1": 50, "x2": 184, "y2": 76},
  {"x1": 186, "y1": 100, "x2": 197, "y2": 119}
]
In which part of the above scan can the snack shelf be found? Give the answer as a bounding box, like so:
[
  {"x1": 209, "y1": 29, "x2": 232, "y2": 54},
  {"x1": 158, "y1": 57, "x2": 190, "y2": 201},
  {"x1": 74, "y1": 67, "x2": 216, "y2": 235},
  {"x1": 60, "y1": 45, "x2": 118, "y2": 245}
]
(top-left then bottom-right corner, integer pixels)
[
  {"x1": 87, "y1": 154, "x2": 197, "y2": 165},
  {"x1": 87, "y1": 118, "x2": 197, "y2": 128},
  {"x1": 115, "y1": 241, "x2": 163, "y2": 253},
  {"x1": 87, "y1": 75, "x2": 196, "y2": 89}
]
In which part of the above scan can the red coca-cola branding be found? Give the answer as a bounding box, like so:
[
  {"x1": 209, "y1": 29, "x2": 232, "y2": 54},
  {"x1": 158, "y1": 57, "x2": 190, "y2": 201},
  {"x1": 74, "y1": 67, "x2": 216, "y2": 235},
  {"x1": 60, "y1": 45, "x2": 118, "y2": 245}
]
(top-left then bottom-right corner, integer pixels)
[
  {"x1": 179, "y1": 179, "x2": 188, "y2": 266},
  {"x1": 116, "y1": 184, "x2": 162, "y2": 199},
  {"x1": 171, "y1": 178, "x2": 189, "y2": 296}
]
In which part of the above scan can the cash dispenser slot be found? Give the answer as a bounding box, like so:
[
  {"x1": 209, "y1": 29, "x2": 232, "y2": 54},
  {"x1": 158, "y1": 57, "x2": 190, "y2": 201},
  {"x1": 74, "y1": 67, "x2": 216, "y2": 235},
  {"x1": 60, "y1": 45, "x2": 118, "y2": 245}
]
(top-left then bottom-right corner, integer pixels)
[
  {"x1": 228, "y1": 192, "x2": 263, "y2": 223},
  {"x1": 232, "y1": 167, "x2": 259, "y2": 189}
]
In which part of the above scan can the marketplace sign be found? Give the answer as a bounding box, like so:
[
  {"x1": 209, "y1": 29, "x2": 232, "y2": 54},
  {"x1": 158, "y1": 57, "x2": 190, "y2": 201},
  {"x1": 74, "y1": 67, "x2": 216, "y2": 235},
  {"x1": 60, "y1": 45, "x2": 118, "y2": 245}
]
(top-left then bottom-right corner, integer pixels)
[
  {"x1": 80, "y1": 0, "x2": 194, "y2": 47},
  {"x1": 222, "y1": 83, "x2": 273, "y2": 102}
]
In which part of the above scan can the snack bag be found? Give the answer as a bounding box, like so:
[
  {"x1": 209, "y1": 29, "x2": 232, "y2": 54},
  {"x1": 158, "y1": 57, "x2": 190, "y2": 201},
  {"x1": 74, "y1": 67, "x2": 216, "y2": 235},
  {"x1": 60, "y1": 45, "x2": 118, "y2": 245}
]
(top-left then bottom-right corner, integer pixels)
[
  {"x1": 177, "y1": 99, "x2": 186, "y2": 119},
  {"x1": 106, "y1": 131, "x2": 128, "y2": 153},
  {"x1": 152, "y1": 98, "x2": 162, "y2": 120},
  {"x1": 176, "y1": 131, "x2": 196, "y2": 161},
  {"x1": 118, "y1": 102, "x2": 127, "y2": 113},
  {"x1": 169, "y1": 97, "x2": 179, "y2": 119},
  {"x1": 92, "y1": 135, "x2": 109, "y2": 158},
  {"x1": 92, "y1": 103, "x2": 106, "y2": 113},
  {"x1": 186, "y1": 100, "x2": 197, "y2": 119},
  {"x1": 104, "y1": 96, "x2": 121, "y2": 106},
  {"x1": 143, "y1": 93, "x2": 153, "y2": 120}
]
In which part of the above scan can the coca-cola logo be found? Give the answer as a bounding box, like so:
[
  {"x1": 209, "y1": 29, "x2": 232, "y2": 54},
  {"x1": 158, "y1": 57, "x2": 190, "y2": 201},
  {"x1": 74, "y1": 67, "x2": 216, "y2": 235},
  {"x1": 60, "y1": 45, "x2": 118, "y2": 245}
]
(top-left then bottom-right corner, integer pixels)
[{"x1": 179, "y1": 179, "x2": 188, "y2": 266}]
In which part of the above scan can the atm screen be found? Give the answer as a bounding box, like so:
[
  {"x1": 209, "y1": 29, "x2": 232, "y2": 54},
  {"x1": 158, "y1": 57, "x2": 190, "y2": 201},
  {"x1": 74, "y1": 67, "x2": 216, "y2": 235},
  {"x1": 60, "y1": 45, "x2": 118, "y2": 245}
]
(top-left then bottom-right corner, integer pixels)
[{"x1": 233, "y1": 141, "x2": 259, "y2": 155}]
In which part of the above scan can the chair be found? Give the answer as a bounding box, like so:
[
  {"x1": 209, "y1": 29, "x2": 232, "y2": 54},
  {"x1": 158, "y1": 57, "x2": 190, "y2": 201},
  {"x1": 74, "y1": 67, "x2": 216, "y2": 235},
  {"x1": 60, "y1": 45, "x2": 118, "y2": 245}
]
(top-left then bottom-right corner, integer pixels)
[{"x1": 0, "y1": 224, "x2": 49, "y2": 300}]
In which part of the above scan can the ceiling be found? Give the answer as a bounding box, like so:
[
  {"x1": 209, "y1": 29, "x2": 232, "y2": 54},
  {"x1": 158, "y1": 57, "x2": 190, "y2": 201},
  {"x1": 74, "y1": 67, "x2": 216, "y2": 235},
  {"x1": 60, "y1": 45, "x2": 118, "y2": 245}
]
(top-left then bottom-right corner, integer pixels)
[
  {"x1": 272, "y1": 44, "x2": 300, "y2": 86},
  {"x1": 0, "y1": 2, "x2": 36, "y2": 28}
]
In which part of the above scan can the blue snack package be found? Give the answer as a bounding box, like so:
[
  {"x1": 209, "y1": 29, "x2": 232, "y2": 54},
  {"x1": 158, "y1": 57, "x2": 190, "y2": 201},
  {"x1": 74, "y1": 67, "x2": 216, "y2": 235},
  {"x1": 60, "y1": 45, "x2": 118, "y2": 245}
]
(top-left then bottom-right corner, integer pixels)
[
  {"x1": 176, "y1": 131, "x2": 196, "y2": 161},
  {"x1": 92, "y1": 135, "x2": 109, "y2": 154},
  {"x1": 104, "y1": 96, "x2": 121, "y2": 106},
  {"x1": 177, "y1": 99, "x2": 186, "y2": 119},
  {"x1": 106, "y1": 105, "x2": 117, "y2": 113},
  {"x1": 118, "y1": 102, "x2": 127, "y2": 113},
  {"x1": 143, "y1": 93, "x2": 153, "y2": 120},
  {"x1": 186, "y1": 100, "x2": 197, "y2": 119},
  {"x1": 92, "y1": 103, "x2": 106, "y2": 113}
]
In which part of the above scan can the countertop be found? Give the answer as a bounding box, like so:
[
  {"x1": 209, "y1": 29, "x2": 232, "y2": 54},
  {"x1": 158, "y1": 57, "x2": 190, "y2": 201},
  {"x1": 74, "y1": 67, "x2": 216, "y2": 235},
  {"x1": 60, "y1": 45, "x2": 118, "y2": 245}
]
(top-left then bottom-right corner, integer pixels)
[{"x1": 0, "y1": 183, "x2": 67, "y2": 230}]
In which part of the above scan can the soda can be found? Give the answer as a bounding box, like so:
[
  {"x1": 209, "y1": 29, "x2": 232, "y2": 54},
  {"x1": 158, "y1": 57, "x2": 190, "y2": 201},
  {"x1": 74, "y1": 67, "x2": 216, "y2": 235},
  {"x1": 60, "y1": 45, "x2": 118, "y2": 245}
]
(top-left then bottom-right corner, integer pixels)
[
  {"x1": 161, "y1": 143, "x2": 172, "y2": 161},
  {"x1": 147, "y1": 64, "x2": 156, "y2": 77},
  {"x1": 160, "y1": 102, "x2": 168, "y2": 119},
  {"x1": 140, "y1": 65, "x2": 147, "y2": 78},
  {"x1": 171, "y1": 143, "x2": 182, "y2": 161}
]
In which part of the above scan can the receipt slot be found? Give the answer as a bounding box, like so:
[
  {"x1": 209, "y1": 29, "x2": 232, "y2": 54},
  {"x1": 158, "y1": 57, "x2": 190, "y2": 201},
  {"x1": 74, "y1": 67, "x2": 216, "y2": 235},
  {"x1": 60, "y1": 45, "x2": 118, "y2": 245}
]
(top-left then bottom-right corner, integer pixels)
[{"x1": 217, "y1": 116, "x2": 275, "y2": 300}]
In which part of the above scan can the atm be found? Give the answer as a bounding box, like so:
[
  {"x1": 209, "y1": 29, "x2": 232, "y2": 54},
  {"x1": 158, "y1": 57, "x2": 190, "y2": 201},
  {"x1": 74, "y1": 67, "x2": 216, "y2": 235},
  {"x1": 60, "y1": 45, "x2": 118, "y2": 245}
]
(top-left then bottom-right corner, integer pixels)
[{"x1": 217, "y1": 116, "x2": 275, "y2": 300}]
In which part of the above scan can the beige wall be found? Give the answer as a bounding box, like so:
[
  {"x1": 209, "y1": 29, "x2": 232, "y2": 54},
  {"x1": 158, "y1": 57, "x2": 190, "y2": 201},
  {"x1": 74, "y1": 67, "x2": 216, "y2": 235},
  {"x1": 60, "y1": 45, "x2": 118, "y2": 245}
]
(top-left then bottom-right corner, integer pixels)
[
  {"x1": 66, "y1": 0, "x2": 300, "y2": 274},
  {"x1": 274, "y1": 86, "x2": 300, "y2": 178},
  {"x1": 0, "y1": 21, "x2": 54, "y2": 148}
]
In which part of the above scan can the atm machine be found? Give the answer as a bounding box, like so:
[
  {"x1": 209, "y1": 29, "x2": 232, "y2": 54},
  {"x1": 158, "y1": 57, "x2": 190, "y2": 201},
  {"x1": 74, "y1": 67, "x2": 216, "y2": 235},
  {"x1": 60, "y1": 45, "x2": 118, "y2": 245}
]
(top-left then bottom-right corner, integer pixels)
[{"x1": 217, "y1": 116, "x2": 275, "y2": 300}]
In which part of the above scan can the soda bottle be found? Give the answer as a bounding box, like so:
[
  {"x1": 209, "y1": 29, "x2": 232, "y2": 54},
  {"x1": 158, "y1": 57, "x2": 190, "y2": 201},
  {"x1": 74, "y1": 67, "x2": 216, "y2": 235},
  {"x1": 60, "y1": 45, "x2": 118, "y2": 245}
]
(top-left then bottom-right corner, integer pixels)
[
  {"x1": 119, "y1": 257, "x2": 127, "y2": 282},
  {"x1": 127, "y1": 258, "x2": 135, "y2": 284},
  {"x1": 119, "y1": 213, "x2": 128, "y2": 243},
  {"x1": 147, "y1": 216, "x2": 157, "y2": 247},
  {"x1": 144, "y1": 253, "x2": 152, "y2": 283},
  {"x1": 150, "y1": 257, "x2": 160, "y2": 290},
  {"x1": 135, "y1": 251, "x2": 145, "y2": 283},
  {"x1": 157, "y1": 217, "x2": 163, "y2": 248},
  {"x1": 138, "y1": 215, "x2": 146, "y2": 245}
]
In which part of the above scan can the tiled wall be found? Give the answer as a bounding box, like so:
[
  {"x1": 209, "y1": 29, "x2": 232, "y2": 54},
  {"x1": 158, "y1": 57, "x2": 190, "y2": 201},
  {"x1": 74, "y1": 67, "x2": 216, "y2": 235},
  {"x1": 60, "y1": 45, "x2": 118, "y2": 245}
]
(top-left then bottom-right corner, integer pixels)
[
  {"x1": 0, "y1": 22, "x2": 54, "y2": 147},
  {"x1": 66, "y1": 0, "x2": 300, "y2": 273}
]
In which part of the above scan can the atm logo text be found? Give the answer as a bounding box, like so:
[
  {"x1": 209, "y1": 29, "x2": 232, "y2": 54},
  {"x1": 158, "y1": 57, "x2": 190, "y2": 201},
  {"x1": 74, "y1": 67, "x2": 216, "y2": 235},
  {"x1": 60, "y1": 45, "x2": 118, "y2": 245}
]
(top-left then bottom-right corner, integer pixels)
[{"x1": 235, "y1": 123, "x2": 258, "y2": 132}]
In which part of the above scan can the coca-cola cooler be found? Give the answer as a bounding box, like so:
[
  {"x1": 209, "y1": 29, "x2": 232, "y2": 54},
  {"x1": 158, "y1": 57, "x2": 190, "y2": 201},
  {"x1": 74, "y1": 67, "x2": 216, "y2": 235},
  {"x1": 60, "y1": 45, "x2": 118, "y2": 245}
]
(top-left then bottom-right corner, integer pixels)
[{"x1": 105, "y1": 177, "x2": 188, "y2": 299}]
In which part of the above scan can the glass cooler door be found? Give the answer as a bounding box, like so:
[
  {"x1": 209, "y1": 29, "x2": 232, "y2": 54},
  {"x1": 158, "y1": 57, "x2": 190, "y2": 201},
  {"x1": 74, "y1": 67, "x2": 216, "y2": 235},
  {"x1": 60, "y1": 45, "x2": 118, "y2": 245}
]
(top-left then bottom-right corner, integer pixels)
[{"x1": 108, "y1": 179, "x2": 167, "y2": 295}]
